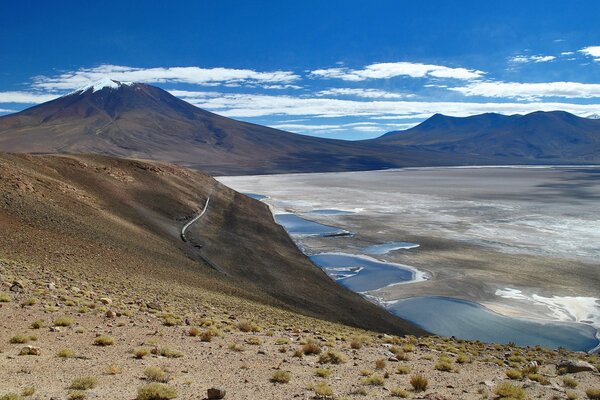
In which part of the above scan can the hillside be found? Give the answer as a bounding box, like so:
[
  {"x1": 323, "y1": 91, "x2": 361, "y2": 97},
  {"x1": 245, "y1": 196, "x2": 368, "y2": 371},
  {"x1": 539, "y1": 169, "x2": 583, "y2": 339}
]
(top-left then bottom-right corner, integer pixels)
[
  {"x1": 0, "y1": 153, "x2": 419, "y2": 335},
  {"x1": 377, "y1": 111, "x2": 600, "y2": 164},
  {"x1": 0, "y1": 154, "x2": 598, "y2": 399}
]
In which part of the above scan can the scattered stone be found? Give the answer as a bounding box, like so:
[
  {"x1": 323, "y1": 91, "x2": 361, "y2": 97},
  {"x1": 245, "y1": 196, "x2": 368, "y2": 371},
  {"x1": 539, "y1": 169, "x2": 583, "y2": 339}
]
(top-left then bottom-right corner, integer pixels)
[
  {"x1": 207, "y1": 387, "x2": 226, "y2": 399},
  {"x1": 105, "y1": 310, "x2": 116, "y2": 318},
  {"x1": 147, "y1": 302, "x2": 162, "y2": 311},
  {"x1": 557, "y1": 359, "x2": 598, "y2": 373},
  {"x1": 99, "y1": 297, "x2": 112, "y2": 305},
  {"x1": 50, "y1": 326, "x2": 61, "y2": 332},
  {"x1": 19, "y1": 346, "x2": 41, "y2": 356},
  {"x1": 10, "y1": 280, "x2": 23, "y2": 292}
]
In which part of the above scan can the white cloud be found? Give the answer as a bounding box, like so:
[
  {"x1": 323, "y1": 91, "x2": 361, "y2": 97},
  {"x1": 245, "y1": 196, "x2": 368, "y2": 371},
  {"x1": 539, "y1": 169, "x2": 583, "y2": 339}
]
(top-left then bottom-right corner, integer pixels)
[
  {"x1": 310, "y1": 62, "x2": 484, "y2": 81},
  {"x1": 450, "y1": 81, "x2": 600, "y2": 100},
  {"x1": 169, "y1": 89, "x2": 600, "y2": 119},
  {"x1": 509, "y1": 55, "x2": 556, "y2": 63},
  {"x1": 579, "y1": 46, "x2": 600, "y2": 61},
  {"x1": 32, "y1": 64, "x2": 300, "y2": 91},
  {"x1": 0, "y1": 91, "x2": 60, "y2": 103},
  {"x1": 316, "y1": 88, "x2": 412, "y2": 99},
  {"x1": 561, "y1": 51, "x2": 575, "y2": 56},
  {"x1": 0, "y1": 108, "x2": 15, "y2": 113},
  {"x1": 268, "y1": 121, "x2": 414, "y2": 136}
]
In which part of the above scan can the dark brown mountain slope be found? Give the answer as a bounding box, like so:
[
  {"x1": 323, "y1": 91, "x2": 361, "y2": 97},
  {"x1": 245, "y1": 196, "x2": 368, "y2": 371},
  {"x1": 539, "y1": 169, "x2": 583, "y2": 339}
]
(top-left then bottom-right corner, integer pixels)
[
  {"x1": 0, "y1": 80, "x2": 476, "y2": 175},
  {"x1": 0, "y1": 153, "x2": 423, "y2": 335}
]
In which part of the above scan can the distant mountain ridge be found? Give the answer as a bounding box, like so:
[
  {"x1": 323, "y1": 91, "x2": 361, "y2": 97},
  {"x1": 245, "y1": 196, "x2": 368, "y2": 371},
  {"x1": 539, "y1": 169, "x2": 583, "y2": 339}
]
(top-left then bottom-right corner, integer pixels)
[
  {"x1": 0, "y1": 79, "x2": 599, "y2": 173},
  {"x1": 0, "y1": 80, "x2": 460, "y2": 174},
  {"x1": 376, "y1": 111, "x2": 600, "y2": 163}
]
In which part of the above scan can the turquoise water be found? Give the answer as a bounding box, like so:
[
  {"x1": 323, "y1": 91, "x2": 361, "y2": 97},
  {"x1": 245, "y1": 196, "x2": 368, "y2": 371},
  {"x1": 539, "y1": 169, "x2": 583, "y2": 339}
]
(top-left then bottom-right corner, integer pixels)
[
  {"x1": 275, "y1": 213, "x2": 349, "y2": 237},
  {"x1": 388, "y1": 296, "x2": 599, "y2": 351},
  {"x1": 243, "y1": 192, "x2": 268, "y2": 200},
  {"x1": 309, "y1": 253, "x2": 418, "y2": 292},
  {"x1": 363, "y1": 241, "x2": 419, "y2": 255}
]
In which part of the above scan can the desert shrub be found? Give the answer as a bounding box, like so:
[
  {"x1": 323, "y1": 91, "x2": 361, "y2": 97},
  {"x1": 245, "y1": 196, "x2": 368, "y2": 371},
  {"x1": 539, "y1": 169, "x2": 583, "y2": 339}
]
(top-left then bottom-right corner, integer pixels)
[
  {"x1": 21, "y1": 298, "x2": 37, "y2": 307},
  {"x1": 188, "y1": 327, "x2": 200, "y2": 337},
  {"x1": 245, "y1": 336, "x2": 261, "y2": 345},
  {"x1": 562, "y1": 376, "x2": 578, "y2": 388},
  {"x1": 106, "y1": 364, "x2": 121, "y2": 375},
  {"x1": 275, "y1": 338, "x2": 290, "y2": 345},
  {"x1": 67, "y1": 391, "x2": 86, "y2": 400},
  {"x1": 390, "y1": 387, "x2": 409, "y2": 397},
  {"x1": 494, "y1": 382, "x2": 527, "y2": 400},
  {"x1": 315, "y1": 368, "x2": 331, "y2": 378},
  {"x1": 21, "y1": 387, "x2": 34, "y2": 397},
  {"x1": 153, "y1": 346, "x2": 181, "y2": 358},
  {"x1": 270, "y1": 370, "x2": 291, "y2": 383},
  {"x1": 361, "y1": 373, "x2": 384, "y2": 386},
  {"x1": 527, "y1": 373, "x2": 550, "y2": 385},
  {"x1": 302, "y1": 340, "x2": 321, "y2": 355},
  {"x1": 311, "y1": 381, "x2": 333, "y2": 397},
  {"x1": 410, "y1": 374, "x2": 428, "y2": 392},
  {"x1": 9, "y1": 335, "x2": 30, "y2": 344},
  {"x1": 319, "y1": 349, "x2": 346, "y2": 364},
  {"x1": 456, "y1": 353, "x2": 472, "y2": 363},
  {"x1": 69, "y1": 376, "x2": 98, "y2": 390},
  {"x1": 160, "y1": 314, "x2": 181, "y2": 327},
  {"x1": 434, "y1": 356, "x2": 454, "y2": 372},
  {"x1": 0, "y1": 292, "x2": 11, "y2": 302},
  {"x1": 57, "y1": 348, "x2": 75, "y2": 358},
  {"x1": 0, "y1": 394, "x2": 23, "y2": 400},
  {"x1": 506, "y1": 369, "x2": 523, "y2": 380},
  {"x1": 396, "y1": 365, "x2": 410, "y2": 375},
  {"x1": 54, "y1": 316, "x2": 74, "y2": 327},
  {"x1": 586, "y1": 388, "x2": 600, "y2": 400},
  {"x1": 134, "y1": 347, "x2": 150, "y2": 359},
  {"x1": 144, "y1": 366, "x2": 170, "y2": 383},
  {"x1": 375, "y1": 358, "x2": 386, "y2": 369},
  {"x1": 136, "y1": 383, "x2": 177, "y2": 400},
  {"x1": 30, "y1": 320, "x2": 44, "y2": 329},
  {"x1": 566, "y1": 390, "x2": 578, "y2": 400},
  {"x1": 237, "y1": 320, "x2": 259, "y2": 332},
  {"x1": 228, "y1": 342, "x2": 245, "y2": 352},
  {"x1": 93, "y1": 335, "x2": 114, "y2": 346}
]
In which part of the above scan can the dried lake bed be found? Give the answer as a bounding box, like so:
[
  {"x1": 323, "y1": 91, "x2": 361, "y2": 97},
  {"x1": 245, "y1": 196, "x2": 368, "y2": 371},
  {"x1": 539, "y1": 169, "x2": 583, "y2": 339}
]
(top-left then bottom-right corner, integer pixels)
[{"x1": 219, "y1": 166, "x2": 600, "y2": 351}]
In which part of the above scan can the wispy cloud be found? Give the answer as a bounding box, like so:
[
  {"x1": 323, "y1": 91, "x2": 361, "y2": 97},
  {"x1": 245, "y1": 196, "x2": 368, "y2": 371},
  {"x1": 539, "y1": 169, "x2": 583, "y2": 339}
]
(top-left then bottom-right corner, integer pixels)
[
  {"x1": 169, "y1": 89, "x2": 600, "y2": 119},
  {"x1": 310, "y1": 62, "x2": 484, "y2": 81},
  {"x1": 579, "y1": 46, "x2": 600, "y2": 61},
  {"x1": 316, "y1": 88, "x2": 412, "y2": 99},
  {"x1": 32, "y1": 64, "x2": 300, "y2": 91},
  {"x1": 449, "y1": 81, "x2": 600, "y2": 100},
  {"x1": 0, "y1": 91, "x2": 60, "y2": 103},
  {"x1": 509, "y1": 55, "x2": 556, "y2": 63}
]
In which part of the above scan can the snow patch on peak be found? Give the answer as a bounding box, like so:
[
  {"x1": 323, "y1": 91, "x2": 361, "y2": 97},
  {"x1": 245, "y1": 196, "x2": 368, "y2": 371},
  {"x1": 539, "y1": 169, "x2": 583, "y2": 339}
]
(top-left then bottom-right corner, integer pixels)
[{"x1": 70, "y1": 78, "x2": 135, "y2": 95}]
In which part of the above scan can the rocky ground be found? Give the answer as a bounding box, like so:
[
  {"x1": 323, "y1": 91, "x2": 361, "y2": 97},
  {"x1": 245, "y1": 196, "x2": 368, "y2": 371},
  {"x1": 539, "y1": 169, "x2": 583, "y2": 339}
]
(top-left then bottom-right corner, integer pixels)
[{"x1": 1, "y1": 259, "x2": 599, "y2": 400}]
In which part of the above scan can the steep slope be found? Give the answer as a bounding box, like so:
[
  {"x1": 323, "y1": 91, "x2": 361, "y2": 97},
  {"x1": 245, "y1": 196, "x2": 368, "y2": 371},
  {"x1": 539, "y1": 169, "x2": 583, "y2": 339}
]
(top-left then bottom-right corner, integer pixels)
[
  {"x1": 377, "y1": 111, "x2": 600, "y2": 163},
  {"x1": 0, "y1": 153, "x2": 423, "y2": 335},
  {"x1": 0, "y1": 80, "x2": 458, "y2": 175}
]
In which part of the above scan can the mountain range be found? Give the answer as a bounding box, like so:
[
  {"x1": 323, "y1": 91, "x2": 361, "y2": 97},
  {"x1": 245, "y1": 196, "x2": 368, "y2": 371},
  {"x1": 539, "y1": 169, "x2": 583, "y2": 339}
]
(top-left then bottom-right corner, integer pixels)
[{"x1": 0, "y1": 79, "x2": 598, "y2": 174}]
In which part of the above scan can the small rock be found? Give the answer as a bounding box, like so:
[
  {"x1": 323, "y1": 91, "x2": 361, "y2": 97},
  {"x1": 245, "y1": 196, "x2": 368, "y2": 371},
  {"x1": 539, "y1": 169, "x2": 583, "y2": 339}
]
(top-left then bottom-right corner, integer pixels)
[
  {"x1": 147, "y1": 302, "x2": 162, "y2": 311},
  {"x1": 557, "y1": 359, "x2": 598, "y2": 373},
  {"x1": 19, "y1": 346, "x2": 41, "y2": 356},
  {"x1": 207, "y1": 387, "x2": 226, "y2": 399},
  {"x1": 99, "y1": 297, "x2": 112, "y2": 305},
  {"x1": 105, "y1": 310, "x2": 116, "y2": 319},
  {"x1": 10, "y1": 281, "x2": 23, "y2": 292},
  {"x1": 50, "y1": 326, "x2": 61, "y2": 332}
]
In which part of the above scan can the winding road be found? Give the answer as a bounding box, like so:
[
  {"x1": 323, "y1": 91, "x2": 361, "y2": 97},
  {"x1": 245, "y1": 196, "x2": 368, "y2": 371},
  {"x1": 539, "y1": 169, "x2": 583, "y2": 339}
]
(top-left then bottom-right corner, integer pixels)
[{"x1": 180, "y1": 197, "x2": 210, "y2": 242}]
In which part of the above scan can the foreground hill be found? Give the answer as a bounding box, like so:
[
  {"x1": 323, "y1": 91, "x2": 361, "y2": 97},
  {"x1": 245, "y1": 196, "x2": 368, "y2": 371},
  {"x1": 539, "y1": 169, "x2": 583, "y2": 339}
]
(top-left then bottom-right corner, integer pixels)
[
  {"x1": 0, "y1": 80, "x2": 460, "y2": 175},
  {"x1": 0, "y1": 153, "x2": 419, "y2": 335},
  {"x1": 377, "y1": 111, "x2": 600, "y2": 164},
  {"x1": 0, "y1": 156, "x2": 599, "y2": 398}
]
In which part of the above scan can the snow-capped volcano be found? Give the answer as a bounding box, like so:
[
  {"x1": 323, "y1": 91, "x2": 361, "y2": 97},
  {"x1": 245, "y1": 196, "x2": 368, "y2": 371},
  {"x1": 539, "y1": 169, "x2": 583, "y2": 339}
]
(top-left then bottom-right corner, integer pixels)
[{"x1": 70, "y1": 78, "x2": 134, "y2": 94}]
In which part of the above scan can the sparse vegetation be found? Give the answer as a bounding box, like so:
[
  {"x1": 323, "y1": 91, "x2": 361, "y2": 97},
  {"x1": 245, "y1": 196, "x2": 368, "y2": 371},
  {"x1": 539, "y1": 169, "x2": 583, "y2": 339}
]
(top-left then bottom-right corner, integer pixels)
[
  {"x1": 144, "y1": 366, "x2": 170, "y2": 383},
  {"x1": 54, "y1": 316, "x2": 74, "y2": 327},
  {"x1": 136, "y1": 383, "x2": 177, "y2": 400},
  {"x1": 315, "y1": 368, "x2": 331, "y2": 378},
  {"x1": 302, "y1": 340, "x2": 321, "y2": 355},
  {"x1": 134, "y1": 347, "x2": 150, "y2": 359},
  {"x1": 237, "y1": 320, "x2": 259, "y2": 332},
  {"x1": 361, "y1": 373, "x2": 384, "y2": 386},
  {"x1": 319, "y1": 349, "x2": 346, "y2": 364},
  {"x1": 396, "y1": 365, "x2": 410, "y2": 375},
  {"x1": 494, "y1": 382, "x2": 527, "y2": 400},
  {"x1": 30, "y1": 319, "x2": 44, "y2": 329},
  {"x1": 0, "y1": 292, "x2": 11, "y2": 302},
  {"x1": 93, "y1": 335, "x2": 114, "y2": 346},
  {"x1": 375, "y1": 358, "x2": 386, "y2": 369},
  {"x1": 311, "y1": 381, "x2": 334, "y2": 398},
  {"x1": 390, "y1": 387, "x2": 410, "y2": 398},
  {"x1": 586, "y1": 388, "x2": 600, "y2": 400},
  {"x1": 270, "y1": 370, "x2": 291, "y2": 384},
  {"x1": 563, "y1": 376, "x2": 578, "y2": 388},
  {"x1": 506, "y1": 368, "x2": 523, "y2": 380},
  {"x1": 69, "y1": 376, "x2": 98, "y2": 390},
  {"x1": 57, "y1": 348, "x2": 75, "y2": 358},
  {"x1": 410, "y1": 374, "x2": 428, "y2": 392}
]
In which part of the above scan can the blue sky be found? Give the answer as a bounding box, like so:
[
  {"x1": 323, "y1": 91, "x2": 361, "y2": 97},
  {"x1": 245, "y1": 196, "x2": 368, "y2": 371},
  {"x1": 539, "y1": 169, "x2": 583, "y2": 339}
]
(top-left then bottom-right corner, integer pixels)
[{"x1": 1, "y1": 0, "x2": 600, "y2": 139}]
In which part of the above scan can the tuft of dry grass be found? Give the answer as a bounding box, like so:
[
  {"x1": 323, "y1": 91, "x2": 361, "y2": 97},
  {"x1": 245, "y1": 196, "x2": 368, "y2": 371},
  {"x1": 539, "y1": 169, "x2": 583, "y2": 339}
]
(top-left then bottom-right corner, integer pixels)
[
  {"x1": 270, "y1": 370, "x2": 291, "y2": 384},
  {"x1": 586, "y1": 388, "x2": 600, "y2": 400},
  {"x1": 0, "y1": 292, "x2": 11, "y2": 302},
  {"x1": 136, "y1": 383, "x2": 177, "y2": 400},
  {"x1": 315, "y1": 368, "x2": 332, "y2": 378},
  {"x1": 361, "y1": 373, "x2": 384, "y2": 386},
  {"x1": 144, "y1": 366, "x2": 170, "y2": 383},
  {"x1": 318, "y1": 349, "x2": 346, "y2": 364},
  {"x1": 311, "y1": 381, "x2": 333, "y2": 398},
  {"x1": 410, "y1": 374, "x2": 428, "y2": 392},
  {"x1": 390, "y1": 387, "x2": 409, "y2": 398},
  {"x1": 133, "y1": 347, "x2": 150, "y2": 359},
  {"x1": 494, "y1": 382, "x2": 527, "y2": 400},
  {"x1": 93, "y1": 335, "x2": 114, "y2": 346},
  {"x1": 69, "y1": 376, "x2": 98, "y2": 390},
  {"x1": 302, "y1": 340, "x2": 321, "y2": 355},
  {"x1": 54, "y1": 316, "x2": 74, "y2": 327},
  {"x1": 57, "y1": 348, "x2": 75, "y2": 358}
]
